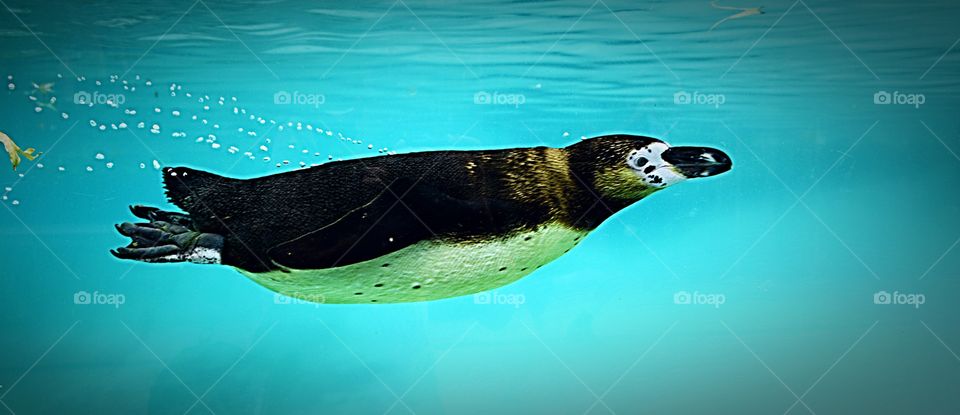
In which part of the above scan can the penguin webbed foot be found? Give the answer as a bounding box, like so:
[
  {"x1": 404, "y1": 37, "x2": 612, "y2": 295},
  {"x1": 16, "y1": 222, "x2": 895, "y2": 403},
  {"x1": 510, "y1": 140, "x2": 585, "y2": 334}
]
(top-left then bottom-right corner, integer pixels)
[
  {"x1": 110, "y1": 244, "x2": 181, "y2": 262},
  {"x1": 112, "y1": 206, "x2": 223, "y2": 264},
  {"x1": 129, "y1": 204, "x2": 193, "y2": 227}
]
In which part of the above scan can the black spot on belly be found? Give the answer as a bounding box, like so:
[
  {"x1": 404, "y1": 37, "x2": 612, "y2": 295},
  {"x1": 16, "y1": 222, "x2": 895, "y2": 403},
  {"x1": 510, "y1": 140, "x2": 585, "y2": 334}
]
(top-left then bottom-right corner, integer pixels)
[
  {"x1": 371, "y1": 299, "x2": 378, "y2": 303},
  {"x1": 644, "y1": 165, "x2": 656, "y2": 174},
  {"x1": 498, "y1": 267, "x2": 507, "y2": 272},
  {"x1": 524, "y1": 236, "x2": 532, "y2": 241},
  {"x1": 573, "y1": 236, "x2": 580, "y2": 241},
  {"x1": 520, "y1": 267, "x2": 528, "y2": 271},
  {"x1": 354, "y1": 292, "x2": 363, "y2": 295},
  {"x1": 412, "y1": 284, "x2": 421, "y2": 289},
  {"x1": 563, "y1": 249, "x2": 570, "y2": 253},
  {"x1": 374, "y1": 283, "x2": 384, "y2": 287},
  {"x1": 381, "y1": 263, "x2": 390, "y2": 267}
]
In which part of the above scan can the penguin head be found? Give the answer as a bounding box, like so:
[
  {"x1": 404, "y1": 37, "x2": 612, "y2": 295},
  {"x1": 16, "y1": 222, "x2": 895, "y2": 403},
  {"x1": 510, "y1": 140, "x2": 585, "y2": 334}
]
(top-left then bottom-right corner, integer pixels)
[{"x1": 567, "y1": 135, "x2": 732, "y2": 200}]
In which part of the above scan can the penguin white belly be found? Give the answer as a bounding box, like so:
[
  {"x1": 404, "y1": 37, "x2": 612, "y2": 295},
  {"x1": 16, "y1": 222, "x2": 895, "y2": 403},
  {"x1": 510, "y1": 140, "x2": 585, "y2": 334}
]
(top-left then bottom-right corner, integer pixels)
[{"x1": 239, "y1": 223, "x2": 587, "y2": 304}]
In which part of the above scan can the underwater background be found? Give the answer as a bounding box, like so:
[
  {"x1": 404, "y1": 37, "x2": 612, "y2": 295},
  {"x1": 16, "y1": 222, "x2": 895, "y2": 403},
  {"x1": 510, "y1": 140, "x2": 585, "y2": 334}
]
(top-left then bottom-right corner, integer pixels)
[{"x1": 1, "y1": 0, "x2": 959, "y2": 413}]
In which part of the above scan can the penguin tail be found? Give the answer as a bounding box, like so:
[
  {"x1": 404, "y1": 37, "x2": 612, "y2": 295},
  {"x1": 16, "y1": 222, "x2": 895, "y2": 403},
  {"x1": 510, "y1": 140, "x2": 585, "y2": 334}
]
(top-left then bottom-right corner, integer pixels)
[{"x1": 161, "y1": 166, "x2": 230, "y2": 213}]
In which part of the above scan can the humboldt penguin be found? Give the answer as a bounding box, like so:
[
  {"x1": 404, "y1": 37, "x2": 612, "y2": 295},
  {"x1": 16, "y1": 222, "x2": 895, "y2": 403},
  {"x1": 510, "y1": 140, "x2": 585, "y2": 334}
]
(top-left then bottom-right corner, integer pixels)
[{"x1": 111, "y1": 135, "x2": 732, "y2": 304}]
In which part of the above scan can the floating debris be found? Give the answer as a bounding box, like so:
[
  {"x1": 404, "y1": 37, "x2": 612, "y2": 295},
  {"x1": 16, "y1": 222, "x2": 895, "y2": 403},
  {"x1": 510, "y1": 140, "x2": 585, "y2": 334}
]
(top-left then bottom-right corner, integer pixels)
[
  {"x1": 0, "y1": 131, "x2": 39, "y2": 171},
  {"x1": 30, "y1": 82, "x2": 55, "y2": 95},
  {"x1": 710, "y1": 1, "x2": 764, "y2": 31}
]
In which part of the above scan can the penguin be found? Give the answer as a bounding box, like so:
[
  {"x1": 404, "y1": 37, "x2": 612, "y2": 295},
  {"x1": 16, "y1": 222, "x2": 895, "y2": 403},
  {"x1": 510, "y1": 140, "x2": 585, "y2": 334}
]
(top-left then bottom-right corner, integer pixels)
[{"x1": 111, "y1": 134, "x2": 731, "y2": 304}]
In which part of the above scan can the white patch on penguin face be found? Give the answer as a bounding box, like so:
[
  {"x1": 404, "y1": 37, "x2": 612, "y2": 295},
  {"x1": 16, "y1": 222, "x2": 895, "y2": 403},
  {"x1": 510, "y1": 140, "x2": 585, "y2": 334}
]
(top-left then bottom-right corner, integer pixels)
[{"x1": 625, "y1": 142, "x2": 687, "y2": 188}]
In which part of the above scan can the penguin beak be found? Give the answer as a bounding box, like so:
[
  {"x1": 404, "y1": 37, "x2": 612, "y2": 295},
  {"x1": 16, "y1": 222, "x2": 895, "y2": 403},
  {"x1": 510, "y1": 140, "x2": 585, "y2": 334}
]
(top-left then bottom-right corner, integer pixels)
[{"x1": 662, "y1": 146, "x2": 732, "y2": 179}]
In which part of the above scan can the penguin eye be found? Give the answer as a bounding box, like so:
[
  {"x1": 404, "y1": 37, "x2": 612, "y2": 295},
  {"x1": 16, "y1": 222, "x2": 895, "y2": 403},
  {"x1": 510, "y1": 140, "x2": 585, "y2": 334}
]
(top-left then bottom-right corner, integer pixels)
[{"x1": 626, "y1": 150, "x2": 648, "y2": 170}]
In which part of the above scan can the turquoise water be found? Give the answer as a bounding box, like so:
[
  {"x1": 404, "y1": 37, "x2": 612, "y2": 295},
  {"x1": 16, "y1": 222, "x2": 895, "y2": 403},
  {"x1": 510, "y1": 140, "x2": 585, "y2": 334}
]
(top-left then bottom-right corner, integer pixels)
[{"x1": 2, "y1": 0, "x2": 960, "y2": 413}]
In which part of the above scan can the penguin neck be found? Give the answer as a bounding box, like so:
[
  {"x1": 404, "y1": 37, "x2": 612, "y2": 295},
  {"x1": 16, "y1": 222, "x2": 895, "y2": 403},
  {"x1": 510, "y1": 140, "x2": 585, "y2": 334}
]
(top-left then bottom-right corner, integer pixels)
[{"x1": 563, "y1": 152, "x2": 650, "y2": 231}]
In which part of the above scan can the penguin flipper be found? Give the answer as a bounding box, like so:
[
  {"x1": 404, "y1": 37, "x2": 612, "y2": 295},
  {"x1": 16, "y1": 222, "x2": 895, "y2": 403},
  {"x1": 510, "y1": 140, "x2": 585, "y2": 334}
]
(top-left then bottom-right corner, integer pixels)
[{"x1": 266, "y1": 178, "x2": 496, "y2": 270}]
